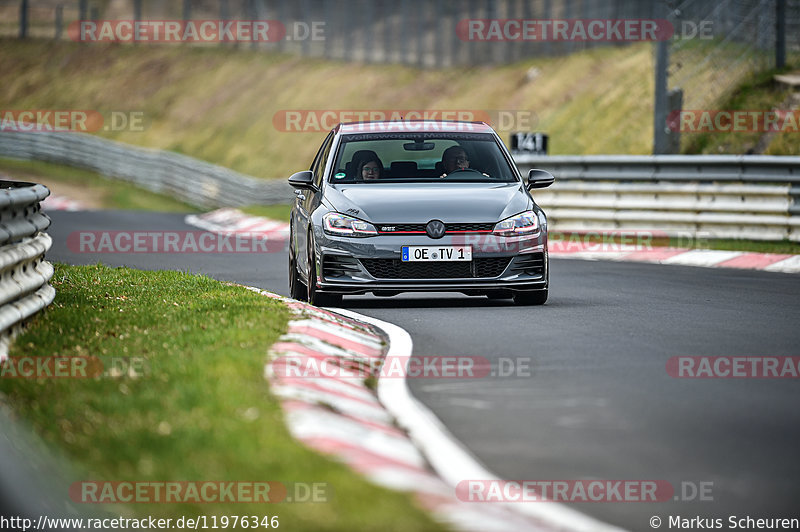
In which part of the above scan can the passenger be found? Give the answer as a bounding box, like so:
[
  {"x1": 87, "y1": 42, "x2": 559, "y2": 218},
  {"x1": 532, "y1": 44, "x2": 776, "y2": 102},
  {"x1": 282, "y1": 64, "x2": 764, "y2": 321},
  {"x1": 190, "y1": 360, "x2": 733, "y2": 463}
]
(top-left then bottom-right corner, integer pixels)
[{"x1": 357, "y1": 156, "x2": 384, "y2": 181}]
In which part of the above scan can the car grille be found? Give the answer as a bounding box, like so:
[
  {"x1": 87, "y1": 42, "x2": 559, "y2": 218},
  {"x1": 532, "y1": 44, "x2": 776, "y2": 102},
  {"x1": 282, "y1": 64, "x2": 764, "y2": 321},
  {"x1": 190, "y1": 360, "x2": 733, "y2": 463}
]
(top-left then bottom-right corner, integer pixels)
[
  {"x1": 376, "y1": 223, "x2": 494, "y2": 234},
  {"x1": 360, "y1": 257, "x2": 511, "y2": 279},
  {"x1": 508, "y1": 252, "x2": 545, "y2": 277},
  {"x1": 447, "y1": 223, "x2": 495, "y2": 232}
]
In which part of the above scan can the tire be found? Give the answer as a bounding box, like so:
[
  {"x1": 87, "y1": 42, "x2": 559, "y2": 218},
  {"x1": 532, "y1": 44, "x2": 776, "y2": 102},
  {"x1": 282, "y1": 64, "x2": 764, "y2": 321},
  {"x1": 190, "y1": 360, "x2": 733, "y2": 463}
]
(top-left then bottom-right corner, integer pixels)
[
  {"x1": 513, "y1": 289, "x2": 548, "y2": 306},
  {"x1": 306, "y1": 234, "x2": 342, "y2": 307},
  {"x1": 288, "y1": 240, "x2": 307, "y2": 301}
]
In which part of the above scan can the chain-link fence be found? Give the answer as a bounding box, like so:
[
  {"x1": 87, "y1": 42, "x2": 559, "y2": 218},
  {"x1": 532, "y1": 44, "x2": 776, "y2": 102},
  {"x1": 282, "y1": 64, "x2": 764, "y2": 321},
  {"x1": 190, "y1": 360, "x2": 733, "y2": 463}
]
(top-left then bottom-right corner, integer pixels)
[
  {"x1": 6, "y1": 0, "x2": 669, "y2": 65},
  {"x1": 651, "y1": 0, "x2": 800, "y2": 153},
  {"x1": 667, "y1": 0, "x2": 800, "y2": 113},
  {"x1": 4, "y1": 0, "x2": 799, "y2": 156}
]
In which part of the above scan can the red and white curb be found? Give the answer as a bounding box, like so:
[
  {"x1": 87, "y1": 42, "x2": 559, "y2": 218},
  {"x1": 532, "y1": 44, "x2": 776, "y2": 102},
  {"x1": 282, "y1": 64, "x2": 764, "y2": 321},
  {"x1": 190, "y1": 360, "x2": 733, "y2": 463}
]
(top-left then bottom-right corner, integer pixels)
[
  {"x1": 247, "y1": 287, "x2": 623, "y2": 532},
  {"x1": 549, "y1": 242, "x2": 800, "y2": 273},
  {"x1": 40, "y1": 194, "x2": 88, "y2": 211},
  {"x1": 185, "y1": 209, "x2": 799, "y2": 273},
  {"x1": 185, "y1": 208, "x2": 289, "y2": 241},
  {"x1": 186, "y1": 209, "x2": 799, "y2": 273}
]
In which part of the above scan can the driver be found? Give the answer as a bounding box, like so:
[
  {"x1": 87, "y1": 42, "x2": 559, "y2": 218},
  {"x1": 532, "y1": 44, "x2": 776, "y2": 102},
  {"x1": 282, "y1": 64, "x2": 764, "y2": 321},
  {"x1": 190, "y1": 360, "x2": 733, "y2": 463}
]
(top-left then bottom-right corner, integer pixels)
[{"x1": 440, "y1": 146, "x2": 470, "y2": 177}]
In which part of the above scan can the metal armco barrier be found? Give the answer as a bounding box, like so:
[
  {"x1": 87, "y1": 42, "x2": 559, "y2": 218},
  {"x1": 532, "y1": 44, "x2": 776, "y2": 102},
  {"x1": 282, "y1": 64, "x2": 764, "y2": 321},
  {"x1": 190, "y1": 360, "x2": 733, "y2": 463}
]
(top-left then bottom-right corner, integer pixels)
[
  {"x1": 0, "y1": 128, "x2": 294, "y2": 208},
  {"x1": 515, "y1": 155, "x2": 800, "y2": 242},
  {"x1": 0, "y1": 180, "x2": 55, "y2": 361},
  {"x1": 2, "y1": 129, "x2": 800, "y2": 241}
]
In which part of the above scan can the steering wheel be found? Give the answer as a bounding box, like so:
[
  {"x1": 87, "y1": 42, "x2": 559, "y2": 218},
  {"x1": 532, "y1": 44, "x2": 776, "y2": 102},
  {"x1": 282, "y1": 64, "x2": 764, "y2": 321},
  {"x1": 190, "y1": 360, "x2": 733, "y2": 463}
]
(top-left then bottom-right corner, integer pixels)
[{"x1": 442, "y1": 168, "x2": 483, "y2": 178}]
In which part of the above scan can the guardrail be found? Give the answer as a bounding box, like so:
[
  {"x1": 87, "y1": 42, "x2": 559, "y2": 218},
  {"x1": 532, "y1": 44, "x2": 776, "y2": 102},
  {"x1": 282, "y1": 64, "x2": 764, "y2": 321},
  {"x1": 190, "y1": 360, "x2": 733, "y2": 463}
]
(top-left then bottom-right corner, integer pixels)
[
  {"x1": 515, "y1": 155, "x2": 800, "y2": 242},
  {"x1": 0, "y1": 128, "x2": 294, "y2": 208},
  {"x1": 3, "y1": 129, "x2": 800, "y2": 242},
  {"x1": 0, "y1": 180, "x2": 55, "y2": 361}
]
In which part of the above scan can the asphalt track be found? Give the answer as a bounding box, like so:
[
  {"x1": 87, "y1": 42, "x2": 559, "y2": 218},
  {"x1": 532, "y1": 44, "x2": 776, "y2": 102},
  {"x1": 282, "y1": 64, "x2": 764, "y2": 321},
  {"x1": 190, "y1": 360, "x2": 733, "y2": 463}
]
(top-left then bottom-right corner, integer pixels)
[{"x1": 47, "y1": 210, "x2": 800, "y2": 531}]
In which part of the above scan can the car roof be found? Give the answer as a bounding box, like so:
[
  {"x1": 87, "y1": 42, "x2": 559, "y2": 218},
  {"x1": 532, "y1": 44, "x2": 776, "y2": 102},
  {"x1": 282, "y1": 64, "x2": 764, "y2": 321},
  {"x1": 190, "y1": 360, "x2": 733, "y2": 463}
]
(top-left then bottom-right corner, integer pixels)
[{"x1": 336, "y1": 120, "x2": 496, "y2": 135}]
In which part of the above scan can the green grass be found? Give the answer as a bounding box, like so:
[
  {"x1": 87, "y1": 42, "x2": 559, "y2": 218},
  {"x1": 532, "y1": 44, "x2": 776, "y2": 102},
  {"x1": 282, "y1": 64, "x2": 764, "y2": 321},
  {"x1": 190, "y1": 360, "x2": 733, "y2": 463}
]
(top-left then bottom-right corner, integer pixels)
[
  {"x1": 681, "y1": 67, "x2": 800, "y2": 156},
  {"x1": 240, "y1": 204, "x2": 292, "y2": 222},
  {"x1": 1, "y1": 38, "x2": 794, "y2": 184},
  {"x1": 695, "y1": 238, "x2": 800, "y2": 255},
  {"x1": 0, "y1": 158, "x2": 199, "y2": 212},
  {"x1": 0, "y1": 264, "x2": 448, "y2": 531},
  {"x1": 0, "y1": 38, "x2": 660, "y2": 178}
]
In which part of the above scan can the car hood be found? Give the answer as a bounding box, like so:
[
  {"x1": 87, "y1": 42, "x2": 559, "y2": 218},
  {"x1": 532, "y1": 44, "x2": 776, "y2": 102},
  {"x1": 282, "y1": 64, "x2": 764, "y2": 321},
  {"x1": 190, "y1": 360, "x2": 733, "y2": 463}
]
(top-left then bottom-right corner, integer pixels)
[{"x1": 325, "y1": 182, "x2": 530, "y2": 223}]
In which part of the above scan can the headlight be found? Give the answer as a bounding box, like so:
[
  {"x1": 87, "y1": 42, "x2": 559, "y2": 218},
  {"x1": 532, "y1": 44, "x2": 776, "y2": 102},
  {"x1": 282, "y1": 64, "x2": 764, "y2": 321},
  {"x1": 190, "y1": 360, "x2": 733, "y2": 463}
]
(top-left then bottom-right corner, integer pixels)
[
  {"x1": 323, "y1": 213, "x2": 378, "y2": 237},
  {"x1": 493, "y1": 210, "x2": 539, "y2": 237}
]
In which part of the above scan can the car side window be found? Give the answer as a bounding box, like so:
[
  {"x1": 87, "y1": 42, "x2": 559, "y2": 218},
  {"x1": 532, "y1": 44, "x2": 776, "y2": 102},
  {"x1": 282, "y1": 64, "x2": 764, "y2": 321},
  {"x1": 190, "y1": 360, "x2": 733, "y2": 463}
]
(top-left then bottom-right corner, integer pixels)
[{"x1": 310, "y1": 132, "x2": 334, "y2": 187}]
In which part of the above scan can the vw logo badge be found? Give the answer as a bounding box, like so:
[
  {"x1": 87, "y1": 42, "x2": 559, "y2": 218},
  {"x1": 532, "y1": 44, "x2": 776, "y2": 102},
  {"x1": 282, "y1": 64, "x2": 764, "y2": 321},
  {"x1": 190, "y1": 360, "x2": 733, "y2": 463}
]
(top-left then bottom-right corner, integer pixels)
[{"x1": 426, "y1": 220, "x2": 446, "y2": 239}]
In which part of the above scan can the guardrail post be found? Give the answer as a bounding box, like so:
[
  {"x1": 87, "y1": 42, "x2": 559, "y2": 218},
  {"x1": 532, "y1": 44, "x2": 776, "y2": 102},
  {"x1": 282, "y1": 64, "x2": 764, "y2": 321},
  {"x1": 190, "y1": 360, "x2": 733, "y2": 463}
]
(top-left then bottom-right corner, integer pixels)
[
  {"x1": 667, "y1": 88, "x2": 683, "y2": 154},
  {"x1": 278, "y1": 0, "x2": 288, "y2": 53},
  {"x1": 325, "y1": 0, "x2": 334, "y2": 59},
  {"x1": 19, "y1": 0, "x2": 28, "y2": 39},
  {"x1": 417, "y1": 0, "x2": 427, "y2": 68},
  {"x1": 776, "y1": 0, "x2": 786, "y2": 69},
  {"x1": 182, "y1": 0, "x2": 191, "y2": 27},
  {"x1": 435, "y1": 0, "x2": 445, "y2": 67},
  {"x1": 653, "y1": 39, "x2": 669, "y2": 155},
  {"x1": 55, "y1": 4, "x2": 63, "y2": 40},
  {"x1": 301, "y1": 0, "x2": 311, "y2": 56},
  {"x1": 247, "y1": 0, "x2": 257, "y2": 50},
  {"x1": 790, "y1": 186, "x2": 800, "y2": 216},
  {"x1": 653, "y1": 0, "x2": 672, "y2": 155}
]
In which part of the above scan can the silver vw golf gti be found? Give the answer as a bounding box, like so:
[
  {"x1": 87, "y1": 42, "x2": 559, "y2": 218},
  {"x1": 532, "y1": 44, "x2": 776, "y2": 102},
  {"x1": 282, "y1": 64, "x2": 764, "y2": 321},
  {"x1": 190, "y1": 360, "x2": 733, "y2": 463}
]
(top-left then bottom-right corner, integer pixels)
[{"x1": 288, "y1": 120, "x2": 554, "y2": 306}]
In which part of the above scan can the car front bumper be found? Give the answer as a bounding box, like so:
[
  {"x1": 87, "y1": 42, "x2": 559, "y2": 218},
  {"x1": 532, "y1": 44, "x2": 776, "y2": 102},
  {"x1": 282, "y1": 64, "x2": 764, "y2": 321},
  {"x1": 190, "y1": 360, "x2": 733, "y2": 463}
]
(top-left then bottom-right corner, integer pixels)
[{"x1": 313, "y1": 230, "x2": 548, "y2": 295}]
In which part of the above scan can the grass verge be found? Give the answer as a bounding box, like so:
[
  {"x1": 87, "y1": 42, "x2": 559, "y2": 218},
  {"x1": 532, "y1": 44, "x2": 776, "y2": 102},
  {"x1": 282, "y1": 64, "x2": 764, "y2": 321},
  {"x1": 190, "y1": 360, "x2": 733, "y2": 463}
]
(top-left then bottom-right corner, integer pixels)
[
  {"x1": 0, "y1": 263, "x2": 448, "y2": 532},
  {"x1": 240, "y1": 204, "x2": 292, "y2": 222},
  {"x1": 681, "y1": 67, "x2": 800, "y2": 156},
  {"x1": 235, "y1": 209, "x2": 800, "y2": 254},
  {"x1": 687, "y1": 238, "x2": 800, "y2": 255},
  {"x1": 0, "y1": 158, "x2": 199, "y2": 212},
  {"x1": 0, "y1": 38, "x2": 658, "y2": 177}
]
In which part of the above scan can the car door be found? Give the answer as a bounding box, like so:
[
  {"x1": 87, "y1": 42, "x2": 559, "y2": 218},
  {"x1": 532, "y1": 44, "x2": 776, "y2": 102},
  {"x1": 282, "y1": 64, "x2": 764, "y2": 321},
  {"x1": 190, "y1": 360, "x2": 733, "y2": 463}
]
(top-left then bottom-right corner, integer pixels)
[{"x1": 295, "y1": 131, "x2": 334, "y2": 279}]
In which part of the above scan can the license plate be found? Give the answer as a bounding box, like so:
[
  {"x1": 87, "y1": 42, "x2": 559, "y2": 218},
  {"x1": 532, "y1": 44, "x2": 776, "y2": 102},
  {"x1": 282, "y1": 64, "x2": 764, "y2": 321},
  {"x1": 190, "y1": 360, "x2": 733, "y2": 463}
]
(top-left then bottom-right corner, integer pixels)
[{"x1": 401, "y1": 246, "x2": 472, "y2": 262}]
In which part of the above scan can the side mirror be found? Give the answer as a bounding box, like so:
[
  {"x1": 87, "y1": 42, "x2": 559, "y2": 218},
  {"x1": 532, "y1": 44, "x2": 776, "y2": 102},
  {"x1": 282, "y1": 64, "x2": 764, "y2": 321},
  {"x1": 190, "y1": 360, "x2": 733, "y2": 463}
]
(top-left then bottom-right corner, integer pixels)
[
  {"x1": 527, "y1": 169, "x2": 555, "y2": 190},
  {"x1": 288, "y1": 170, "x2": 316, "y2": 189}
]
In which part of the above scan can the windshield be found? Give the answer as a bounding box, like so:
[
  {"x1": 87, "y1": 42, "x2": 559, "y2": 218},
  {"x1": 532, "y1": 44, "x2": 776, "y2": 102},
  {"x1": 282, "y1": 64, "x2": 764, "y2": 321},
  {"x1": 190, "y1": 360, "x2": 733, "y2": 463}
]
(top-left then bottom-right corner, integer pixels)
[{"x1": 329, "y1": 132, "x2": 518, "y2": 183}]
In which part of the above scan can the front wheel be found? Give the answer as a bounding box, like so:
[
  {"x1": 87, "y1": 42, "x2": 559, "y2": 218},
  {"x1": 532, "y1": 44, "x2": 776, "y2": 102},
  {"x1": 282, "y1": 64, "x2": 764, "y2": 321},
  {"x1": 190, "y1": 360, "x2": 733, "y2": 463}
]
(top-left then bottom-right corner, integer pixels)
[
  {"x1": 306, "y1": 234, "x2": 342, "y2": 307},
  {"x1": 288, "y1": 244, "x2": 307, "y2": 301},
  {"x1": 513, "y1": 289, "x2": 548, "y2": 306}
]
